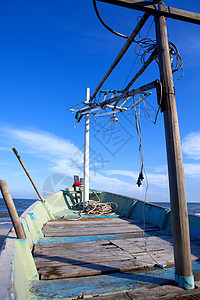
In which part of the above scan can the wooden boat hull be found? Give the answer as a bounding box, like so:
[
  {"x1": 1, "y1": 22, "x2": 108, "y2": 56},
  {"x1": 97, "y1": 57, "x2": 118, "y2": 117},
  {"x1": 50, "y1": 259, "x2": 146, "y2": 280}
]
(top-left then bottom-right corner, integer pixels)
[{"x1": 1, "y1": 189, "x2": 200, "y2": 299}]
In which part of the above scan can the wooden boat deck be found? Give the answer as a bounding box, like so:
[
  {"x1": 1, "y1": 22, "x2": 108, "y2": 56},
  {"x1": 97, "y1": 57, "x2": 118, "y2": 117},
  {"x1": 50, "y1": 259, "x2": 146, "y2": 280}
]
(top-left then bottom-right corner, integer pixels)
[{"x1": 31, "y1": 215, "x2": 200, "y2": 299}]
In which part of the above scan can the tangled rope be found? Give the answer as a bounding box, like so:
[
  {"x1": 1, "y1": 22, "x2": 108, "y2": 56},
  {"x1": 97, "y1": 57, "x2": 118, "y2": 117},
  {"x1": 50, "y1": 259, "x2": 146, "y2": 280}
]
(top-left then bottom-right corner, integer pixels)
[
  {"x1": 86, "y1": 199, "x2": 118, "y2": 215},
  {"x1": 68, "y1": 191, "x2": 118, "y2": 218},
  {"x1": 134, "y1": 38, "x2": 184, "y2": 82},
  {"x1": 71, "y1": 200, "x2": 118, "y2": 217}
]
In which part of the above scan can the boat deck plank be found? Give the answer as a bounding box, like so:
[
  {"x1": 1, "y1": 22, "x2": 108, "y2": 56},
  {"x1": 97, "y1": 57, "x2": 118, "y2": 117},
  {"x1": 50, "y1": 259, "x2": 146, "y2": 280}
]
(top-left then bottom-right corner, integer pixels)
[
  {"x1": 34, "y1": 217, "x2": 200, "y2": 280},
  {"x1": 43, "y1": 217, "x2": 158, "y2": 237}
]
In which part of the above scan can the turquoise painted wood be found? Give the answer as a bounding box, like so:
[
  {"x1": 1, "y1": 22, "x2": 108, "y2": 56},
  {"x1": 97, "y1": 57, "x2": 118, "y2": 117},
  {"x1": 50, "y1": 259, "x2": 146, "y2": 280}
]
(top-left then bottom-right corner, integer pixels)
[
  {"x1": 0, "y1": 188, "x2": 200, "y2": 299},
  {"x1": 29, "y1": 261, "x2": 200, "y2": 299}
]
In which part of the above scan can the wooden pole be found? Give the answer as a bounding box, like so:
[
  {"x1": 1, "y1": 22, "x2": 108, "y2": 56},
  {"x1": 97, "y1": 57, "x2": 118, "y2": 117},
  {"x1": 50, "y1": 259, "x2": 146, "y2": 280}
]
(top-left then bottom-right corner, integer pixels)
[
  {"x1": 97, "y1": 0, "x2": 200, "y2": 25},
  {"x1": 124, "y1": 49, "x2": 157, "y2": 91},
  {"x1": 12, "y1": 148, "x2": 44, "y2": 202},
  {"x1": 90, "y1": 12, "x2": 149, "y2": 101},
  {"x1": 0, "y1": 180, "x2": 25, "y2": 240},
  {"x1": 83, "y1": 88, "x2": 90, "y2": 208},
  {"x1": 154, "y1": 14, "x2": 194, "y2": 289}
]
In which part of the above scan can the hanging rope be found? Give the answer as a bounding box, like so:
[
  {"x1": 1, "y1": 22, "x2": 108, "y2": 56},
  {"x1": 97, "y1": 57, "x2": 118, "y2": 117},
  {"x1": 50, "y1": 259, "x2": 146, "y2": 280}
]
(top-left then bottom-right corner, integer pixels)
[{"x1": 133, "y1": 94, "x2": 165, "y2": 268}]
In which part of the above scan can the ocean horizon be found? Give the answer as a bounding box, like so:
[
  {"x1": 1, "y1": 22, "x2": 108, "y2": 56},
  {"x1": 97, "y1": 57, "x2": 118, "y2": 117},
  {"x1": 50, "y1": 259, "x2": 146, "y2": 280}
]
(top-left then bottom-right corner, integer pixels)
[{"x1": 1, "y1": 198, "x2": 200, "y2": 229}]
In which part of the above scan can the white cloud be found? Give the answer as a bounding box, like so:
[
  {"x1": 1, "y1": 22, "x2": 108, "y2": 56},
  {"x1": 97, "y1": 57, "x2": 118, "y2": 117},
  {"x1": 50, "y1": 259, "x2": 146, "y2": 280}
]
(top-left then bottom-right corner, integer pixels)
[
  {"x1": 184, "y1": 163, "x2": 200, "y2": 178},
  {"x1": 0, "y1": 126, "x2": 171, "y2": 200},
  {"x1": 104, "y1": 169, "x2": 168, "y2": 188},
  {"x1": 90, "y1": 172, "x2": 144, "y2": 198},
  {"x1": 105, "y1": 169, "x2": 138, "y2": 179},
  {"x1": 147, "y1": 173, "x2": 168, "y2": 188},
  {"x1": 1, "y1": 127, "x2": 84, "y2": 178},
  {"x1": 182, "y1": 132, "x2": 200, "y2": 160},
  {"x1": 8, "y1": 128, "x2": 83, "y2": 159},
  {"x1": 154, "y1": 165, "x2": 168, "y2": 173},
  {"x1": 0, "y1": 126, "x2": 146, "y2": 197}
]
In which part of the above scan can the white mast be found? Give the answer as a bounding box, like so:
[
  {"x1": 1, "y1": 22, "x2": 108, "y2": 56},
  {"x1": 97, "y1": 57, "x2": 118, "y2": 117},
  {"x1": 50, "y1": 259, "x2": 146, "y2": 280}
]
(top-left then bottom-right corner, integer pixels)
[{"x1": 83, "y1": 87, "x2": 90, "y2": 208}]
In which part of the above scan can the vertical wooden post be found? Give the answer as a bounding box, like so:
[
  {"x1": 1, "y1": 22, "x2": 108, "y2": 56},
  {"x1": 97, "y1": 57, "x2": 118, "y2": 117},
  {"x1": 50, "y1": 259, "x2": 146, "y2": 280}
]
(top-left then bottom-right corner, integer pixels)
[
  {"x1": 0, "y1": 180, "x2": 25, "y2": 240},
  {"x1": 12, "y1": 148, "x2": 44, "y2": 202},
  {"x1": 154, "y1": 14, "x2": 194, "y2": 289},
  {"x1": 83, "y1": 87, "x2": 90, "y2": 208}
]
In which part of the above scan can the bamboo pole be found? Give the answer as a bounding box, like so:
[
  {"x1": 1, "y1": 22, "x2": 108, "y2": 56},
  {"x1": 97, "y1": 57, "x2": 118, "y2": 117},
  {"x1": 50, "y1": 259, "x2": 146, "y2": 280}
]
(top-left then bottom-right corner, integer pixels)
[
  {"x1": 0, "y1": 180, "x2": 25, "y2": 240},
  {"x1": 12, "y1": 148, "x2": 44, "y2": 202},
  {"x1": 154, "y1": 14, "x2": 194, "y2": 289}
]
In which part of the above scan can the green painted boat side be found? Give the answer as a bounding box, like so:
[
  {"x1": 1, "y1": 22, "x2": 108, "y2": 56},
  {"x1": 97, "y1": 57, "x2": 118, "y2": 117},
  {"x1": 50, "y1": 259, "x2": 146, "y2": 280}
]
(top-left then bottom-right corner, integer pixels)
[{"x1": 0, "y1": 189, "x2": 200, "y2": 299}]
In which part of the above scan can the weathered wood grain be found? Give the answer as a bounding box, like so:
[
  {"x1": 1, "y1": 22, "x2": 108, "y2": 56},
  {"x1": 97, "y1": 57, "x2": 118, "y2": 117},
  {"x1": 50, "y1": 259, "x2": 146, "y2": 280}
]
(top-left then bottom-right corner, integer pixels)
[
  {"x1": 37, "y1": 259, "x2": 145, "y2": 280},
  {"x1": 43, "y1": 218, "x2": 158, "y2": 237},
  {"x1": 97, "y1": 0, "x2": 200, "y2": 25},
  {"x1": 34, "y1": 217, "x2": 200, "y2": 280}
]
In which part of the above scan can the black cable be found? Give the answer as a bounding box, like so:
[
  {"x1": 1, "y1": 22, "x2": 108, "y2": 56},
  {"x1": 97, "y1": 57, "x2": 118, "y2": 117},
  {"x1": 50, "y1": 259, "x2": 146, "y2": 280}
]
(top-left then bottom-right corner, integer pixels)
[
  {"x1": 92, "y1": 0, "x2": 129, "y2": 39},
  {"x1": 134, "y1": 38, "x2": 184, "y2": 81},
  {"x1": 122, "y1": 19, "x2": 154, "y2": 89}
]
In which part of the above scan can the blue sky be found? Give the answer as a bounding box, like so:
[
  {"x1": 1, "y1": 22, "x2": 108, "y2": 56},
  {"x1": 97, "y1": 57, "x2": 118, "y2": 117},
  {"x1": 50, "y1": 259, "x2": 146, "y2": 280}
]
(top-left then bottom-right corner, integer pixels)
[{"x1": 0, "y1": 0, "x2": 200, "y2": 202}]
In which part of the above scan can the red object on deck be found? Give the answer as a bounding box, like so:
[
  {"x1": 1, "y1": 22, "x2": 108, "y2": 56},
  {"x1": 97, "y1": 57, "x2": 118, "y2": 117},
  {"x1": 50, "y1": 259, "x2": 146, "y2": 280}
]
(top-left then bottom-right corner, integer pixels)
[{"x1": 72, "y1": 181, "x2": 80, "y2": 187}]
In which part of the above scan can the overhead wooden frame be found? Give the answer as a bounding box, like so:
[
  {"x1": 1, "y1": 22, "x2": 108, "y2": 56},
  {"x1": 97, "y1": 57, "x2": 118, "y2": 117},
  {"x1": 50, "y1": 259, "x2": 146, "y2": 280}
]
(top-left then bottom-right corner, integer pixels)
[{"x1": 97, "y1": 0, "x2": 200, "y2": 25}]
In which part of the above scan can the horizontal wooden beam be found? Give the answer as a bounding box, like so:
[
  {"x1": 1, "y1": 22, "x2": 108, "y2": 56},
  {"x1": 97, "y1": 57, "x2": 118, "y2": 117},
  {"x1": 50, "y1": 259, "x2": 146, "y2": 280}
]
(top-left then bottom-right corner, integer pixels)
[
  {"x1": 79, "y1": 80, "x2": 159, "y2": 116},
  {"x1": 97, "y1": 0, "x2": 200, "y2": 25}
]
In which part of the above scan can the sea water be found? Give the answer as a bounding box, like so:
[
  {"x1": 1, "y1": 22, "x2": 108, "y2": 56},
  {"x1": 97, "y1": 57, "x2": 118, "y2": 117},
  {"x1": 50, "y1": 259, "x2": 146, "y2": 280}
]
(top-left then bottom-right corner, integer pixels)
[
  {"x1": 153, "y1": 202, "x2": 200, "y2": 217},
  {"x1": 1, "y1": 198, "x2": 200, "y2": 229},
  {"x1": 0, "y1": 198, "x2": 36, "y2": 229}
]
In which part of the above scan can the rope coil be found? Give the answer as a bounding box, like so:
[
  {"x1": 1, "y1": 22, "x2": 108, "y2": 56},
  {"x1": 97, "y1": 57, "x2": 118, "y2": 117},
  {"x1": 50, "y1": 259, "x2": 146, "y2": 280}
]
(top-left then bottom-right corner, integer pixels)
[{"x1": 65, "y1": 191, "x2": 118, "y2": 218}]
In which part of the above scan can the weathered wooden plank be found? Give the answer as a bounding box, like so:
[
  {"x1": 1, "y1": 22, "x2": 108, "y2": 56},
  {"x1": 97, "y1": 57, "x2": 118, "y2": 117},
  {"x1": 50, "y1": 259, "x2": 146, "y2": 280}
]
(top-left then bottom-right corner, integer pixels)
[
  {"x1": 34, "y1": 232, "x2": 200, "y2": 280},
  {"x1": 45, "y1": 223, "x2": 143, "y2": 230},
  {"x1": 97, "y1": 0, "x2": 200, "y2": 25},
  {"x1": 44, "y1": 218, "x2": 158, "y2": 232},
  {"x1": 34, "y1": 235, "x2": 174, "y2": 280},
  {"x1": 34, "y1": 251, "x2": 135, "y2": 269},
  {"x1": 112, "y1": 238, "x2": 166, "y2": 253},
  {"x1": 34, "y1": 248, "x2": 133, "y2": 263},
  {"x1": 34, "y1": 240, "x2": 134, "y2": 263},
  {"x1": 43, "y1": 218, "x2": 158, "y2": 237},
  {"x1": 44, "y1": 223, "x2": 157, "y2": 231},
  {"x1": 47, "y1": 217, "x2": 147, "y2": 226},
  {"x1": 37, "y1": 258, "x2": 144, "y2": 280},
  {"x1": 35, "y1": 246, "x2": 176, "y2": 280},
  {"x1": 36, "y1": 216, "x2": 200, "y2": 281},
  {"x1": 43, "y1": 225, "x2": 158, "y2": 237},
  {"x1": 34, "y1": 237, "x2": 150, "y2": 280}
]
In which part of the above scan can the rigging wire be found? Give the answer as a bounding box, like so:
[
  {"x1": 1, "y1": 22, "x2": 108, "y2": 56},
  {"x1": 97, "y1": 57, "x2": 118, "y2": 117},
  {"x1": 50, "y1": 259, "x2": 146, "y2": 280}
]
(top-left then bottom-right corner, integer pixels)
[
  {"x1": 92, "y1": 0, "x2": 129, "y2": 39},
  {"x1": 134, "y1": 38, "x2": 184, "y2": 81},
  {"x1": 142, "y1": 82, "x2": 162, "y2": 125},
  {"x1": 90, "y1": 113, "x2": 120, "y2": 133},
  {"x1": 133, "y1": 94, "x2": 164, "y2": 267},
  {"x1": 122, "y1": 18, "x2": 155, "y2": 89}
]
